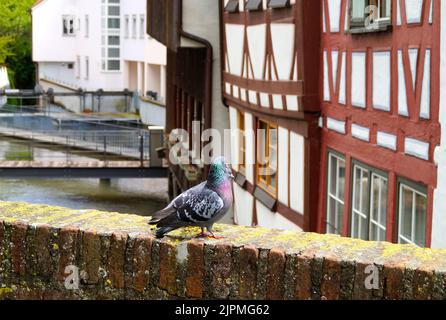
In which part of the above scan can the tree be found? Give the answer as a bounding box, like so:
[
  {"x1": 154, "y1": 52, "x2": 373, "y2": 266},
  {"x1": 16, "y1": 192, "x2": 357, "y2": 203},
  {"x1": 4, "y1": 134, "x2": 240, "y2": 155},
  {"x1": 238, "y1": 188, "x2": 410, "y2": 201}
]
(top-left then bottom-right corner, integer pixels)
[{"x1": 0, "y1": 0, "x2": 36, "y2": 88}]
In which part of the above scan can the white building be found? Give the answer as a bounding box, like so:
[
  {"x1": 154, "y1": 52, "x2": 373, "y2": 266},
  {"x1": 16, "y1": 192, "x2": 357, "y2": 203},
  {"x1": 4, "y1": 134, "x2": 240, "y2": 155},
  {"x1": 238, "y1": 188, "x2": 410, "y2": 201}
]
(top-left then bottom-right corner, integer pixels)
[
  {"x1": 0, "y1": 66, "x2": 9, "y2": 89},
  {"x1": 31, "y1": 0, "x2": 167, "y2": 122}
]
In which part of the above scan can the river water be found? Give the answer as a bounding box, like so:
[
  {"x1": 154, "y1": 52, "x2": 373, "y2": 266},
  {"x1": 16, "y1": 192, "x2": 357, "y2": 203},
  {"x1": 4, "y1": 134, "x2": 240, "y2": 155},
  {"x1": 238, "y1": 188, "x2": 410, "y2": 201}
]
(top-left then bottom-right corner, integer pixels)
[{"x1": 0, "y1": 137, "x2": 168, "y2": 216}]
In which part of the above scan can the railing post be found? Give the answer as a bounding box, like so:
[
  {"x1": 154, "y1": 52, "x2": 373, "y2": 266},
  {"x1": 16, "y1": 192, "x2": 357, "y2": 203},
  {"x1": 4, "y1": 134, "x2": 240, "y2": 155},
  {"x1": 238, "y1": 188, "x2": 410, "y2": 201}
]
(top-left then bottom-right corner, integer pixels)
[
  {"x1": 103, "y1": 135, "x2": 107, "y2": 163},
  {"x1": 140, "y1": 134, "x2": 144, "y2": 167},
  {"x1": 148, "y1": 126, "x2": 164, "y2": 168}
]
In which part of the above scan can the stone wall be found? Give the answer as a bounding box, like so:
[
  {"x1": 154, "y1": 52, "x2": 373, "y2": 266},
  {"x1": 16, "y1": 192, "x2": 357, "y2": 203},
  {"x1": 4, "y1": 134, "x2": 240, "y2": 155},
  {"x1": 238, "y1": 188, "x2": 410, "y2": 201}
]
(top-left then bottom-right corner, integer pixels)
[{"x1": 0, "y1": 201, "x2": 445, "y2": 300}]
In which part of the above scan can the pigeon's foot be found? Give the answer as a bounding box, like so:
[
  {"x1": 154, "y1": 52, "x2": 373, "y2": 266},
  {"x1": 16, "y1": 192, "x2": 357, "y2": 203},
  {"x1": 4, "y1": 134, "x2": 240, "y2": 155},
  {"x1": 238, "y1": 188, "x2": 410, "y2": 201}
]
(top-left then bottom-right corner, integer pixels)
[{"x1": 193, "y1": 232, "x2": 225, "y2": 239}]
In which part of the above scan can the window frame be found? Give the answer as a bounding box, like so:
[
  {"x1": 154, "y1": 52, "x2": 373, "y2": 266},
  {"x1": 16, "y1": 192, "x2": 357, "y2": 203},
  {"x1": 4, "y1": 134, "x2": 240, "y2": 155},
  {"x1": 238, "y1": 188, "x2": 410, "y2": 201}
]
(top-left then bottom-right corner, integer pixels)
[
  {"x1": 62, "y1": 15, "x2": 75, "y2": 37},
  {"x1": 349, "y1": 160, "x2": 388, "y2": 241},
  {"x1": 140, "y1": 14, "x2": 146, "y2": 39},
  {"x1": 85, "y1": 15, "x2": 89, "y2": 38},
  {"x1": 326, "y1": 150, "x2": 346, "y2": 235},
  {"x1": 256, "y1": 119, "x2": 278, "y2": 197},
  {"x1": 349, "y1": 0, "x2": 392, "y2": 34},
  {"x1": 396, "y1": 178, "x2": 428, "y2": 247},
  {"x1": 238, "y1": 111, "x2": 246, "y2": 176}
]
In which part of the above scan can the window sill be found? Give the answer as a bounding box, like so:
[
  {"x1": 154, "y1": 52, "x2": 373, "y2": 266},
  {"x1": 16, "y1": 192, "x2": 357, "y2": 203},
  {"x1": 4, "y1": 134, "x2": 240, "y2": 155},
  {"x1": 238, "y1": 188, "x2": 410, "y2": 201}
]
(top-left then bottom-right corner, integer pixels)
[
  {"x1": 234, "y1": 172, "x2": 247, "y2": 189},
  {"x1": 349, "y1": 23, "x2": 392, "y2": 35},
  {"x1": 253, "y1": 185, "x2": 277, "y2": 211}
]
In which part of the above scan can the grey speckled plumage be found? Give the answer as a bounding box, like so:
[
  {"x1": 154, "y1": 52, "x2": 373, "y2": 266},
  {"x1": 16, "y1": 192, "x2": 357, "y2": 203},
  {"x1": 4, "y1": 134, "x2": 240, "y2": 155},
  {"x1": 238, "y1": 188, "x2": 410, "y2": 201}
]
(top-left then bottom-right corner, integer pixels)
[{"x1": 149, "y1": 157, "x2": 234, "y2": 238}]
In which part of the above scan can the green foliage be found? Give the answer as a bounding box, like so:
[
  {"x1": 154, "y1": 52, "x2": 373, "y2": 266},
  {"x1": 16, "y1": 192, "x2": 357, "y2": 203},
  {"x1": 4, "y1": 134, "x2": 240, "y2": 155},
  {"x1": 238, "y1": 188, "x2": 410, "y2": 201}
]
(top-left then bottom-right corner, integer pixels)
[{"x1": 0, "y1": 0, "x2": 36, "y2": 88}]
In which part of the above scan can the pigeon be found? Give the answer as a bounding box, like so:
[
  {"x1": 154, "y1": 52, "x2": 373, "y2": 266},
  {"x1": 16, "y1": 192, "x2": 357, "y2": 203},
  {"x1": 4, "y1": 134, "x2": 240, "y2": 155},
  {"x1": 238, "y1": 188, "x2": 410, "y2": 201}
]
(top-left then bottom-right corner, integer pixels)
[{"x1": 149, "y1": 156, "x2": 234, "y2": 239}]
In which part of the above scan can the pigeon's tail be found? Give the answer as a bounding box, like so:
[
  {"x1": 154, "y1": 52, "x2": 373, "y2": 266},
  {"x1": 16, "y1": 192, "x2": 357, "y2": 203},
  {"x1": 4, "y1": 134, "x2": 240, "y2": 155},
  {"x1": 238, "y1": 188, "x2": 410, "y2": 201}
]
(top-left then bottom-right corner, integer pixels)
[{"x1": 156, "y1": 226, "x2": 175, "y2": 239}]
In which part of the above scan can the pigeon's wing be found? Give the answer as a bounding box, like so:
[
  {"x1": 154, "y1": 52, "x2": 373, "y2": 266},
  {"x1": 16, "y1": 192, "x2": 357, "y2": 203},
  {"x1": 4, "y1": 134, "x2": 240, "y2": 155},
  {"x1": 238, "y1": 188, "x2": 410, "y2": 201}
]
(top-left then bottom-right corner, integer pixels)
[
  {"x1": 149, "y1": 182, "x2": 206, "y2": 224},
  {"x1": 174, "y1": 187, "x2": 224, "y2": 224},
  {"x1": 156, "y1": 187, "x2": 224, "y2": 228}
]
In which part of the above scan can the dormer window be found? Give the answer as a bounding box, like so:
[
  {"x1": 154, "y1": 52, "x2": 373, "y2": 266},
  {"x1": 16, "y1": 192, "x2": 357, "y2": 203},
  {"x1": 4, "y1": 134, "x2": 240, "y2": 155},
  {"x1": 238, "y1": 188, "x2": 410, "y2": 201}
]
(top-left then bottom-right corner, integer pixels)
[
  {"x1": 268, "y1": 0, "x2": 291, "y2": 9},
  {"x1": 349, "y1": 0, "x2": 391, "y2": 34},
  {"x1": 245, "y1": 0, "x2": 262, "y2": 11},
  {"x1": 225, "y1": 0, "x2": 239, "y2": 13}
]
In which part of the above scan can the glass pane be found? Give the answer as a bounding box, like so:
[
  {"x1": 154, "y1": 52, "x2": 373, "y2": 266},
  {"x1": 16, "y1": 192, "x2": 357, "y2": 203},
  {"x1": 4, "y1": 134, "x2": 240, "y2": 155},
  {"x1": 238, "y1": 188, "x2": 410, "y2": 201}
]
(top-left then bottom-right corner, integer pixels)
[
  {"x1": 330, "y1": 156, "x2": 337, "y2": 195},
  {"x1": 352, "y1": 0, "x2": 366, "y2": 19},
  {"x1": 270, "y1": 170, "x2": 277, "y2": 190},
  {"x1": 328, "y1": 197, "x2": 337, "y2": 233},
  {"x1": 400, "y1": 186, "x2": 413, "y2": 240},
  {"x1": 380, "y1": 178, "x2": 388, "y2": 225},
  {"x1": 107, "y1": 60, "x2": 120, "y2": 71},
  {"x1": 108, "y1": 18, "x2": 120, "y2": 29},
  {"x1": 108, "y1": 36, "x2": 120, "y2": 45},
  {"x1": 359, "y1": 214, "x2": 368, "y2": 240},
  {"x1": 361, "y1": 170, "x2": 369, "y2": 213},
  {"x1": 336, "y1": 202, "x2": 344, "y2": 234},
  {"x1": 338, "y1": 158, "x2": 346, "y2": 199},
  {"x1": 370, "y1": 222, "x2": 378, "y2": 241},
  {"x1": 108, "y1": 6, "x2": 120, "y2": 16},
  {"x1": 352, "y1": 213, "x2": 359, "y2": 238},
  {"x1": 379, "y1": 227, "x2": 386, "y2": 241},
  {"x1": 415, "y1": 193, "x2": 427, "y2": 247},
  {"x1": 371, "y1": 176, "x2": 379, "y2": 222},
  {"x1": 108, "y1": 48, "x2": 120, "y2": 58},
  {"x1": 353, "y1": 167, "x2": 361, "y2": 211}
]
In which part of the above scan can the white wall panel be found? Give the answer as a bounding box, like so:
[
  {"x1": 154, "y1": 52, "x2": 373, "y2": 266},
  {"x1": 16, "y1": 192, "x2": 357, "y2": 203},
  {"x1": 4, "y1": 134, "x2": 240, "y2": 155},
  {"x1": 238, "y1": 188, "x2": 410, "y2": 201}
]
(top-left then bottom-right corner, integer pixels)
[
  {"x1": 327, "y1": 0, "x2": 341, "y2": 32},
  {"x1": 339, "y1": 51, "x2": 346, "y2": 104},
  {"x1": 398, "y1": 50, "x2": 409, "y2": 116},
  {"x1": 278, "y1": 127, "x2": 289, "y2": 206},
  {"x1": 244, "y1": 112, "x2": 255, "y2": 184},
  {"x1": 420, "y1": 49, "x2": 431, "y2": 119},
  {"x1": 225, "y1": 24, "x2": 245, "y2": 76},
  {"x1": 270, "y1": 23, "x2": 295, "y2": 80},
  {"x1": 373, "y1": 51, "x2": 391, "y2": 111},
  {"x1": 351, "y1": 52, "x2": 366, "y2": 108},
  {"x1": 247, "y1": 24, "x2": 266, "y2": 79},
  {"x1": 233, "y1": 185, "x2": 254, "y2": 226},
  {"x1": 289, "y1": 132, "x2": 304, "y2": 214},
  {"x1": 256, "y1": 201, "x2": 302, "y2": 231},
  {"x1": 405, "y1": 0, "x2": 423, "y2": 24}
]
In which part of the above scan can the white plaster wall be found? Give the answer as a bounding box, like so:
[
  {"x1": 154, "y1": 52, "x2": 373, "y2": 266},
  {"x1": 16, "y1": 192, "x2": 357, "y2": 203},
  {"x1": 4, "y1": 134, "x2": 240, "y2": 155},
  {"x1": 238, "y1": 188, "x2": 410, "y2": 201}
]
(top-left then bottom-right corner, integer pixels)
[
  {"x1": 398, "y1": 50, "x2": 409, "y2": 116},
  {"x1": 339, "y1": 52, "x2": 346, "y2": 104},
  {"x1": 405, "y1": 0, "x2": 423, "y2": 24},
  {"x1": 229, "y1": 106, "x2": 239, "y2": 170},
  {"x1": 351, "y1": 52, "x2": 366, "y2": 108},
  {"x1": 233, "y1": 184, "x2": 254, "y2": 226},
  {"x1": 183, "y1": 0, "x2": 229, "y2": 152},
  {"x1": 256, "y1": 201, "x2": 302, "y2": 232},
  {"x1": 278, "y1": 127, "x2": 289, "y2": 206},
  {"x1": 270, "y1": 24, "x2": 295, "y2": 80},
  {"x1": 244, "y1": 112, "x2": 255, "y2": 184},
  {"x1": 0, "y1": 66, "x2": 10, "y2": 89},
  {"x1": 289, "y1": 131, "x2": 304, "y2": 214},
  {"x1": 432, "y1": 0, "x2": 446, "y2": 249},
  {"x1": 225, "y1": 24, "x2": 245, "y2": 77},
  {"x1": 373, "y1": 51, "x2": 391, "y2": 111},
  {"x1": 247, "y1": 24, "x2": 266, "y2": 79},
  {"x1": 327, "y1": 0, "x2": 341, "y2": 32},
  {"x1": 420, "y1": 49, "x2": 431, "y2": 119}
]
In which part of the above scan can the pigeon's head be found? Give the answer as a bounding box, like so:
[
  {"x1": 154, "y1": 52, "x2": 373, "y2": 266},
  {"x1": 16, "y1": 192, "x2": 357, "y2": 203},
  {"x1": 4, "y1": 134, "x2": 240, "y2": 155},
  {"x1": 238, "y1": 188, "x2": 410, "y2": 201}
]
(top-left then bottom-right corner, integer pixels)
[{"x1": 207, "y1": 156, "x2": 234, "y2": 186}]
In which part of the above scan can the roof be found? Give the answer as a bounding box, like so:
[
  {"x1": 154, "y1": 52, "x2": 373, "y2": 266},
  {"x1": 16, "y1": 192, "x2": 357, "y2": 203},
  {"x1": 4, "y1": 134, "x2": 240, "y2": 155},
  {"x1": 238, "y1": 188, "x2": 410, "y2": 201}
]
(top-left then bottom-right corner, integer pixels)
[{"x1": 32, "y1": 0, "x2": 45, "y2": 9}]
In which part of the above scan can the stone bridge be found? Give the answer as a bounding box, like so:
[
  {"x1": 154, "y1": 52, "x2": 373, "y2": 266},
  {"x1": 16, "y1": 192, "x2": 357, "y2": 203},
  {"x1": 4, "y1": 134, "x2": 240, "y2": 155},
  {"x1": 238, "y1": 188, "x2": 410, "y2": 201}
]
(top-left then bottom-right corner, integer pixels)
[{"x1": 0, "y1": 201, "x2": 445, "y2": 300}]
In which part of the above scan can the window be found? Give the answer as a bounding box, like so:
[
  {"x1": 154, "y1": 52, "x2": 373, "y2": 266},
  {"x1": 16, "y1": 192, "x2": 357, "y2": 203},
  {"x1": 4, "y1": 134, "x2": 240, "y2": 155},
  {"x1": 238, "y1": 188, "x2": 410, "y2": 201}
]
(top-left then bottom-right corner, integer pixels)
[
  {"x1": 238, "y1": 111, "x2": 246, "y2": 175},
  {"x1": 85, "y1": 15, "x2": 89, "y2": 38},
  {"x1": 124, "y1": 15, "x2": 129, "y2": 38},
  {"x1": 268, "y1": 0, "x2": 291, "y2": 9},
  {"x1": 398, "y1": 180, "x2": 427, "y2": 247},
  {"x1": 85, "y1": 56, "x2": 89, "y2": 80},
  {"x1": 350, "y1": 162, "x2": 388, "y2": 241},
  {"x1": 350, "y1": 0, "x2": 391, "y2": 33},
  {"x1": 62, "y1": 15, "x2": 75, "y2": 36},
  {"x1": 76, "y1": 56, "x2": 81, "y2": 78},
  {"x1": 140, "y1": 15, "x2": 145, "y2": 39},
  {"x1": 224, "y1": 0, "x2": 239, "y2": 13},
  {"x1": 245, "y1": 0, "x2": 262, "y2": 11},
  {"x1": 257, "y1": 119, "x2": 277, "y2": 196},
  {"x1": 132, "y1": 15, "x2": 137, "y2": 38},
  {"x1": 101, "y1": 0, "x2": 121, "y2": 71},
  {"x1": 326, "y1": 152, "x2": 345, "y2": 235}
]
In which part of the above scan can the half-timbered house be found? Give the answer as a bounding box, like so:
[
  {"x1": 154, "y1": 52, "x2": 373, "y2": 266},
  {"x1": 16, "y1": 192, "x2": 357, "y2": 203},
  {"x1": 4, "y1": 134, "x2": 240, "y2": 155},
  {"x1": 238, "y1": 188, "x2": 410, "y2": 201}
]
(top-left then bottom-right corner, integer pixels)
[
  {"x1": 221, "y1": 0, "x2": 321, "y2": 231},
  {"x1": 319, "y1": 0, "x2": 446, "y2": 248}
]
